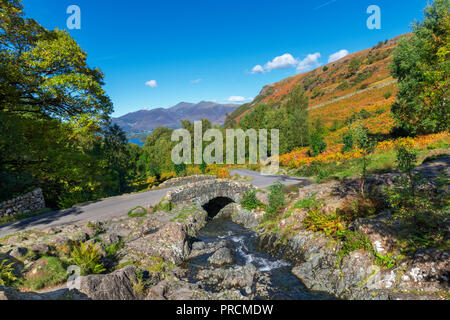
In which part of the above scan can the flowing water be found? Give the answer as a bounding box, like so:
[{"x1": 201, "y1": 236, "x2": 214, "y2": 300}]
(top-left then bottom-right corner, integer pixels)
[{"x1": 187, "y1": 218, "x2": 334, "y2": 300}]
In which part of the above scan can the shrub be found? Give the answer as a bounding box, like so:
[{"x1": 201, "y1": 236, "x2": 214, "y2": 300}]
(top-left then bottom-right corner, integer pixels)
[
  {"x1": 338, "y1": 195, "x2": 386, "y2": 222},
  {"x1": 70, "y1": 242, "x2": 106, "y2": 275},
  {"x1": 264, "y1": 182, "x2": 285, "y2": 220},
  {"x1": 384, "y1": 91, "x2": 392, "y2": 99},
  {"x1": 310, "y1": 131, "x2": 327, "y2": 157},
  {"x1": 342, "y1": 131, "x2": 354, "y2": 152},
  {"x1": 241, "y1": 190, "x2": 264, "y2": 211},
  {"x1": 174, "y1": 163, "x2": 187, "y2": 177},
  {"x1": 303, "y1": 209, "x2": 345, "y2": 238},
  {"x1": 0, "y1": 259, "x2": 18, "y2": 286}
]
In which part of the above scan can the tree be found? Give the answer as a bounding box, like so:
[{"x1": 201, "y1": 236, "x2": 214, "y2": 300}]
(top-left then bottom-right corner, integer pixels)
[
  {"x1": 309, "y1": 119, "x2": 327, "y2": 157},
  {"x1": 0, "y1": 0, "x2": 116, "y2": 208},
  {"x1": 390, "y1": 0, "x2": 449, "y2": 135},
  {"x1": 285, "y1": 85, "x2": 310, "y2": 150},
  {"x1": 352, "y1": 123, "x2": 375, "y2": 195},
  {"x1": 0, "y1": 0, "x2": 112, "y2": 120},
  {"x1": 103, "y1": 124, "x2": 129, "y2": 194}
]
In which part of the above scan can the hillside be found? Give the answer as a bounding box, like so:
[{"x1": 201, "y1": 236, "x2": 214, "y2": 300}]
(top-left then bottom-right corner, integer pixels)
[
  {"x1": 114, "y1": 101, "x2": 240, "y2": 133},
  {"x1": 225, "y1": 35, "x2": 405, "y2": 128}
]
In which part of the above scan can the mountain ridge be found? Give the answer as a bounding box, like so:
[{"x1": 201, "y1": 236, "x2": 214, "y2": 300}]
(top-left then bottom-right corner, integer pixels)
[{"x1": 113, "y1": 101, "x2": 240, "y2": 133}]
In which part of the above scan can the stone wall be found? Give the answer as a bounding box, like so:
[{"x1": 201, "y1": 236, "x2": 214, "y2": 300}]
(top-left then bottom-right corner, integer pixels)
[
  {"x1": 0, "y1": 188, "x2": 46, "y2": 218},
  {"x1": 159, "y1": 175, "x2": 217, "y2": 189},
  {"x1": 165, "y1": 179, "x2": 254, "y2": 206}
]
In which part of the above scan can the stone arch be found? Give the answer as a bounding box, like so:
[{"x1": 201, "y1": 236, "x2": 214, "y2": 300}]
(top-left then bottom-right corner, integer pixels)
[
  {"x1": 201, "y1": 197, "x2": 235, "y2": 219},
  {"x1": 165, "y1": 179, "x2": 254, "y2": 210}
]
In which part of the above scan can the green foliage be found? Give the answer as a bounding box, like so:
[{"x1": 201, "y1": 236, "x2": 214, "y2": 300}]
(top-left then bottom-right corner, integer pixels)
[
  {"x1": 352, "y1": 123, "x2": 375, "y2": 190},
  {"x1": 342, "y1": 131, "x2": 354, "y2": 152},
  {"x1": 310, "y1": 131, "x2": 327, "y2": 156},
  {"x1": 199, "y1": 161, "x2": 207, "y2": 174},
  {"x1": 22, "y1": 257, "x2": 68, "y2": 290},
  {"x1": 264, "y1": 182, "x2": 285, "y2": 220},
  {"x1": 128, "y1": 206, "x2": 148, "y2": 218},
  {"x1": 303, "y1": 209, "x2": 345, "y2": 238},
  {"x1": 0, "y1": 1, "x2": 140, "y2": 208},
  {"x1": 154, "y1": 200, "x2": 173, "y2": 212},
  {"x1": 345, "y1": 109, "x2": 373, "y2": 125},
  {"x1": 390, "y1": 0, "x2": 449, "y2": 135},
  {"x1": 240, "y1": 190, "x2": 264, "y2": 211},
  {"x1": 0, "y1": 259, "x2": 18, "y2": 286},
  {"x1": 70, "y1": 242, "x2": 106, "y2": 275},
  {"x1": 384, "y1": 91, "x2": 393, "y2": 99},
  {"x1": 174, "y1": 162, "x2": 187, "y2": 177},
  {"x1": 348, "y1": 58, "x2": 362, "y2": 74},
  {"x1": 133, "y1": 269, "x2": 150, "y2": 296},
  {"x1": 336, "y1": 81, "x2": 350, "y2": 91},
  {"x1": 104, "y1": 239, "x2": 125, "y2": 261},
  {"x1": 336, "y1": 230, "x2": 373, "y2": 267}
]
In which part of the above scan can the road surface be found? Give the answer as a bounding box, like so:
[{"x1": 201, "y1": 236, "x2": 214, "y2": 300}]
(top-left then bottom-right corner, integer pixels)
[{"x1": 0, "y1": 170, "x2": 309, "y2": 237}]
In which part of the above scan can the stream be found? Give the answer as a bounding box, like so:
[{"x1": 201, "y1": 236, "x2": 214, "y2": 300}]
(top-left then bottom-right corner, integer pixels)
[{"x1": 187, "y1": 218, "x2": 334, "y2": 300}]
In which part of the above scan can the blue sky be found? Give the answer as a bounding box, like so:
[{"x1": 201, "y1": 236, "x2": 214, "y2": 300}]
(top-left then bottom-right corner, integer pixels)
[{"x1": 22, "y1": 0, "x2": 428, "y2": 117}]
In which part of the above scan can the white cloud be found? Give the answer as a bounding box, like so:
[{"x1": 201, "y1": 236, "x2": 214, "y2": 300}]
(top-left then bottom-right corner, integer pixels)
[
  {"x1": 145, "y1": 80, "x2": 157, "y2": 88},
  {"x1": 226, "y1": 96, "x2": 250, "y2": 103},
  {"x1": 251, "y1": 65, "x2": 264, "y2": 74},
  {"x1": 251, "y1": 52, "x2": 323, "y2": 74},
  {"x1": 265, "y1": 53, "x2": 300, "y2": 72},
  {"x1": 296, "y1": 53, "x2": 321, "y2": 73},
  {"x1": 191, "y1": 78, "x2": 202, "y2": 84},
  {"x1": 328, "y1": 49, "x2": 349, "y2": 63}
]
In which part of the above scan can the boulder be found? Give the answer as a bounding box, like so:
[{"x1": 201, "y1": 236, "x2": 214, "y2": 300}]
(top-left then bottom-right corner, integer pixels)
[
  {"x1": 29, "y1": 244, "x2": 50, "y2": 256},
  {"x1": 126, "y1": 222, "x2": 189, "y2": 265},
  {"x1": 9, "y1": 247, "x2": 28, "y2": 259},
  {"x1": 78, "y1": 265, "x2": 140, "y2": 300},
  {"x1": 207, "y1": 247, "x2": 235, "y2": 266}
]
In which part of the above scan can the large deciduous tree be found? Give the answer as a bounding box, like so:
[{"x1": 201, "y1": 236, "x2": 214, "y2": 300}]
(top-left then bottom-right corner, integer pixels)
[{"x1": 390, "y1": 0, "x2": 449, "y2": 135}]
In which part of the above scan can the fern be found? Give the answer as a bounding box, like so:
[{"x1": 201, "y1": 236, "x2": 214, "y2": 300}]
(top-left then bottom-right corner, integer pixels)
[{"x1": 70, "y1": 242, "x2": 106, "y2": 275}]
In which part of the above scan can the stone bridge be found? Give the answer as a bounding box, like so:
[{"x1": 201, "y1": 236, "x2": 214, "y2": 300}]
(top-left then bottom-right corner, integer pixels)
[{"x1": 164, "y1": 179, "x2": 254, "y2": 218}]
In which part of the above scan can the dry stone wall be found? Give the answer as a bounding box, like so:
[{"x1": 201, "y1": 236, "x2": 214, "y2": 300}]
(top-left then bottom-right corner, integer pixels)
[
  {"x1": 0, "y1": 188, "x2": 46, "y2": 218},
  {"x1": 159, "y1": 175, "x2": 217, "y2": 189}
]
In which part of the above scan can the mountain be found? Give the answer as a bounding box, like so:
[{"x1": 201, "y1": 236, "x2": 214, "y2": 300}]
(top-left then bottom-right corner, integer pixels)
[
  {"x1": 225, "y1": 35, "x2": 405, "y2": 128},
  {"x1": 113, "y1": 101, "x2": 240, "y2": 133}
]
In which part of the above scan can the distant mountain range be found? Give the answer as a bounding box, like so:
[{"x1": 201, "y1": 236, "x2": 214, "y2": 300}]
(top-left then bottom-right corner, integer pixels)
[{"x1": 113, "y1": 101, "x2": 240, "y2": 133}]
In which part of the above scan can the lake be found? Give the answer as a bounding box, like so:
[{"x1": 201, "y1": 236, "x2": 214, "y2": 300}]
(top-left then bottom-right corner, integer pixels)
[{"x1": 128, "y1": 139, "x2": 144, "y2": 146}]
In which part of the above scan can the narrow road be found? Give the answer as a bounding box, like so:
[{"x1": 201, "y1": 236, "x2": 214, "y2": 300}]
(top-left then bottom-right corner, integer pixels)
[{"x1": 0, "y1": 170, "x2": 309, "y2": 238}]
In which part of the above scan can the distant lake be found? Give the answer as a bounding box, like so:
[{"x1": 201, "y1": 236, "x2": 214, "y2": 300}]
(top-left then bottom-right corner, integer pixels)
[{"x1": 128, "y1": 139, "x2": 144, "y2": 147}]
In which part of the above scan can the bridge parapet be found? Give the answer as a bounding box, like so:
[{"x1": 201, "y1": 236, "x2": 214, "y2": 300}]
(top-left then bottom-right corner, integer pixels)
[
  {"x1": 159, "y1": 175, "x2": 217, "y2": 189},
  {"x1": 165, "y1": 179, "x2": 254, "y2": 206}
]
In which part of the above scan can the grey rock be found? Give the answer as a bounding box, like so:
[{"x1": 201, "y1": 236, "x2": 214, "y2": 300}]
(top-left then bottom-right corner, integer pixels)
[
  {"x1": 207, "y1": 247, "x2": 235, "y2": 266},
  {"x1": 78, "y1": 266, "x2": 140, "y2": 300},
  {"x1": 29, "y1": 244, "x2": 50, "y2": 255},
  {"x1": 9, "y1": 247, "x2": 28, "y2": 259}
]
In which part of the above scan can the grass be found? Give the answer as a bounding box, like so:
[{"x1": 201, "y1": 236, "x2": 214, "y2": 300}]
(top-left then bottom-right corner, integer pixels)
[
  {"x1": 0, "y1": 208, "x2": 53, "y2": 225},
  {"x1": 127, "y1": 206, "x2": 148, "y2": 218},
  {"x1": 21, "y1": 256, "x2": 68, "y2": 291}
]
